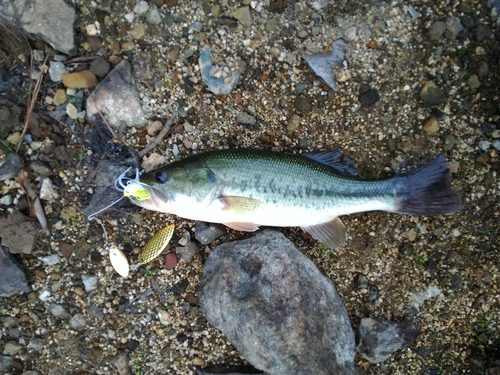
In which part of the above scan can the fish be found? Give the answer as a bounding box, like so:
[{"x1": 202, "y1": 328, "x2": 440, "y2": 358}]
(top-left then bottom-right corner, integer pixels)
[{"x1": 120, "y1": 149, "x2": 461, "y2": 249}]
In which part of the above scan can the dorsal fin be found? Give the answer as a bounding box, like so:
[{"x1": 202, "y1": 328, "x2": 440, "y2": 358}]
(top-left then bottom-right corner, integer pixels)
[{"x1": 302, "y1": 150, "x2": 358, "y2": 177}]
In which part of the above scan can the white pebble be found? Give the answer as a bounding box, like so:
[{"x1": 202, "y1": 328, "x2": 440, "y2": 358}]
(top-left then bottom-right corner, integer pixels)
[{"x1": 39, "y1": 290, "x2": 51, "y2": 301}]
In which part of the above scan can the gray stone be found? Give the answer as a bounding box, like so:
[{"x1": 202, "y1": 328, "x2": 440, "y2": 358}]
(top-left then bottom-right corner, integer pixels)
[
  {"x1": 90, "y1": 57, "x2": 111, "y2": 78},
  {"x1": 446, "y1": 17, "x2": 464, "y2": 37},
  {"x1": 287, "y1": 114, "x2": 302, "y2": 133},
  {"x1": 86, "y1": 305, "x2": 104, "y2": 319},
  {"x1": 468, "y1": 74, "x2": 480, "y2": 89},
  {"x1": 69, "y1": 313, "x2": 86, "y2": 330},
  {"x1": 357, "y1": 318, "x2": 420, "y2": 363},
  {"x1": 200, "y1": 230, "x2": 355, "y2": 375},
  {"x1": 199, "y1": 46, "x2": 243, "y2": 95},
  {"x1": 133, "y1": 0, "x2": 149, "y2": 14},
  {"x1": 0, "y1": 212, "x2": 39, "y2": 254},
  {"x1": 195, "y1": 221, "x2": 226, "y2": 245},
  {"x1": 2, "y1": 316, "x2": 19, "y2": 328},
  {"x1": 176, "y1": 241, "x2": 199, "y2": 263},
  {"x1": 146, "y1": 7, "x2": 162, "y2": 25},
  {"x1": 0, "y1": 152, "x2": 23, "y2": 181},
  {"x1": 232, "y1": 6, "x2": 252, "y2": 27},
  {"x1": 2, "y1": 341, "x2": 22, "y2": 355},
  {"x1": 0, "y1": 0, "x2": 76, "y2": 55},
  {"x1": 27, "y1": 337, "x2": 44, "y2": 352},
  {"x1": 111, "y1": 351, "x2": 132, "y2": 375},
  {"x1": 48, "y1": 303, "x2": 71, "y2": 319},
  {"x1": 48, "y1": 61, "x2": 68, "y2": 82},
  {"x1": 41, "y1": 254, "x2": 60, "y2": 266},
  {"x1": 359, "y1": 89, "x2": 380, "y2": 108},
  {"x1": 265, "y1": 18, "x2": 278, "y2": 32},
  {"x1": 237, "y1": 111, "x2": 256, "y2": 125},
  {"x1": 428, "y1": 21, "x2": 446, "y2": 41},
  {"x1": 343, "y1": 26, "x2": 357, "y2": 41},
  {"x1": 294, "y1": 97, "x2": 312, "y2": 113},
  {"x1": 420, "y1": 81, "x2": 445, "y2": 105},
  {"x1": 81, "y1": 274, "x2": 98, "y2": 292},
  {"x1": 86, "y1": 59, "x2": 147, "y2": 128},
  {"x1": 303, "y1": 39, "x2": 350, "y2": 91},
  {"x1": 0, "y1": 246, "x2": 27, "y2": 297},
  {"x1": 0, "y1": 106, "x2": 19, "y2": 139}
]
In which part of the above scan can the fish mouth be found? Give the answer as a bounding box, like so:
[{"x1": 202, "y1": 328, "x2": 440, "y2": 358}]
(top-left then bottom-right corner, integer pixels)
[{"x1": 115, "y1": 168, "x2": 170, "y2": 212}]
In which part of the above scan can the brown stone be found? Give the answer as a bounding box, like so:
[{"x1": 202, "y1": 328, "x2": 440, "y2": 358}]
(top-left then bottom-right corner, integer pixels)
[
  {"x1": 53, "y1": 89, "x2": 67, "y2": 105},
  {"x1": 423, "y1": 116, "x2": 440, "y2": 134},
  {"x1": 61, "y1": 70, "x2": 98, "y2": 88}
]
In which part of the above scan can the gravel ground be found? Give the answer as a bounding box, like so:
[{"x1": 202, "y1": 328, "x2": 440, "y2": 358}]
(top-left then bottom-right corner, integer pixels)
[{"x1": 0, "y1": 0, "x2": 499, "y2": 374}]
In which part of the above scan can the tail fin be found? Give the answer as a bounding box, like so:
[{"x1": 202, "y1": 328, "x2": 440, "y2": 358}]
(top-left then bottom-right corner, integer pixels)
[{"x1": 393, "y1": 155, "x2": 461, "y2": 215}]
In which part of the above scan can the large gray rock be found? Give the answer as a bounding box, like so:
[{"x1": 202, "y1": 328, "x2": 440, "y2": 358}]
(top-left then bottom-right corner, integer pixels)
[
  {"x1": 0, "y1": 245, "x2": 28, "y2": 297},
  {"x1": 0, "y1": 0, "x2": 76, "y2": 55},
  {"x1": 200, "y1": 230, "x2": 355, "y2": 375},
  {"x1": 356, "y1": 317, "x2": 420, "y2": 363},
  {"x1": 86, "y1": 59, "x2": 147, "y2": 128}
]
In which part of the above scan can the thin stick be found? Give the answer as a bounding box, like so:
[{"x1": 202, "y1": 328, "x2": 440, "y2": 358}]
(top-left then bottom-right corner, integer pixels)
[
  {"x1": 138, "y1": 111, "x2": 178, "y2": 158},
  {"x1": 85, "y1": 87, "x2": 117, "y2": 138},
  {"x1": 17, "y1": 55, "x2": 48, "y2": 153}
]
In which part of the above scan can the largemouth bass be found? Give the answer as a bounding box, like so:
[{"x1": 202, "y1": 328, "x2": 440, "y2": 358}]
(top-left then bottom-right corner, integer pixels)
[{"x1": 121, "y1": 149, "x2": 461, "y2": 249}]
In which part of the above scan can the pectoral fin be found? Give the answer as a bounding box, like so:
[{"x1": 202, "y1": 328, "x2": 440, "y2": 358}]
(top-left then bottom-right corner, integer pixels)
[
  {"x1": 301, "y1": 217, "x2": 346, "y2": 249},
  {"x1": 219, "y1": 196, "x2": 262, "y2": 213},
  {"x1": 224, "y1": 222, "x2": 260, "y2": 232}
]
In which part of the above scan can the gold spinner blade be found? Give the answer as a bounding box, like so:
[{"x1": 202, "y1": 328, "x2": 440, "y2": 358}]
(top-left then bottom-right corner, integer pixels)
[{"x1": 139, "y1": 224, "x2": 175, "y2": 264}]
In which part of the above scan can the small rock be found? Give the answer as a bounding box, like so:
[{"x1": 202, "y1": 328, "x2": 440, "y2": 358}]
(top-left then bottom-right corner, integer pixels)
[
  {"x1": 478, "y1": 61, "x2": 489, "y2": 77},
  {"x1": 294, "y1": 97, "x2": 312, "y2": 112},
  {"x1": 133, "y1": 52, "x2": 155, "y2": 80},
  {"x1": 111, "y1": 351, "x2": 132, "y2": 375},
  {"x1": 86, "y1": 59, "x2": 147, "y2": 128},
  {"x1": 53, "y1": 89, "x2": 67, "y2": 105},
  {"x1": 446, "y1": 17, "x2": 464, "y2": 37},
  {"x1": 479, "y1": 140, "x2": 491, "y2": 151},
  {"x1": 343, "y1": 26, "x2": 357, "y2": 41},
  {"x1": 62, "y1": 70, "x2": 98, "y2": 89},
  {"x1": 129, "y1": 23, "x2": 148, "y2": 39},
  {"x1": 86, "y1": 305, "x2": 104, "y2": 319},
  {"x1": 195, "y1": 221, "x2": 226, "y2": 245},
  {"x1": 199, "y1": 46, "x2": 243, "y2": 95},
  {"x1": 0, "y1": 212, "x2": 38, "y2": 254},
  {"x1": 192, "y1": 357, "x2": 205, "y2": 367},
  {"x1": 69, "y1": 313, "x2": 86, "y2": 330},
  {"x1": 41, "y1": 254, "x2": 60, "y2": 266},
  {"x1": 48, "y1": 62, "x2": 68, "y2": 82},
  {"x1": 443, "y1": 134, "x2": 456, "y2": 151},
  {"x1": 0, "y1": 194, "x2": 12, "y2": 205},
  {"x1": 475, "y1": 24, "x2": 492, "y2": 41},
  {"x1": 357, "y1": 318, "x2": 420, "y2": 363},
  {"x1": 0, "y1": 153, "x2": 24, "y2": 181},
  {"x1": 66, "y1": 103, "x2": 78, "y2": 119},
  {"x1": 28, "y1": 338, "x2": 44, "y2": 352},
  {"x1": 492, "y1": 140, "x2": 500, "y2": 151},
  {"x1": 90, "y1": 57, "x2": 111, "y2": 78},
  {"x1": 468, "y1": 74, "x2": 480, "y2": 89},
  {"x1": 232, "y1": 6, "x2": 252, "y2": 27},
  {"x1": 165, "y1": 253, "x2": 178, "y2": 270},
  {"x1": 147, "y1": 7, "x2": 162, "y2": 25},
  {"x1": 48, "y1": 303, "x2": 71, "y2": 319},
  {"x1": 2, "y1": 341, "x2": 23, "y2": 355},
  {"x1": 0, "y1": 246, "x2": 28, "y2": 297},
  {"x1": 359, "y1": 89, "x2": 380, "y2": 108},
  {"x1": 237, "y1": 111, "x2": 256, "y2": 125},
  {"x1": 265, "y1": 18, "x2": 278, "y2": 32},
  {"x1": 133, "y1": 0, "x2": 149, "y2": 14},
  {"x1": 287, "y1": 114, "x2": 302, "y2": 133},
  {"x1": 397, "y1": 141, "x2": 413, "y2": 153},
  {"x1": 451, "y1": 272, "x2": 463, "y2": 290},
  {"x1": 420, "y1": 81, "x2": 444, "y2": 105},
  {"x1": 39, "y1": 178, "x2": 60, "y2": 202},
  {"x1": 176, "y1": 242, "x2": 199, "y2": 263},
  {"x1": 424, "y1": 116, "x2": 440, "y2": 134},
  {"x1": 60, "y1": 206, "x2": 78, "y2": 221},
  {"x1": 81, "y1": 274, "x2": 98, "y2": 292},
  {"x1": 428, "y1": 21, "x2": 446, "y2": 41}
]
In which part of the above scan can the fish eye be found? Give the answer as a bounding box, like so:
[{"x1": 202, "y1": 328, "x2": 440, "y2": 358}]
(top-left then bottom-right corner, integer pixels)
[{"x1": 155, "y1": 170, "x2": 168, "y2": 183}]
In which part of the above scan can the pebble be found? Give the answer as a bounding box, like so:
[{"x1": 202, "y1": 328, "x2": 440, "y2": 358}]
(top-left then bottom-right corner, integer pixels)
[
  {"x1": 48, "y1": 61, "x2": 68, "y2": 82},
  {"x1": 479, "y1": 140, "x2": 491, "y2": 151},
  {"x1": 0, "y1": 152, "x2": 24, "y2": 181},
  {"x1": 194, "y1": 221, "x2": 225, "y2": 245},
  {"x1": 423, "y1": 116, "x2": 440, "y2": 134},
  {"x1": 492, "y1": 140, "x2": 500, "y2": 151},
  {"x1": 147, "y1": 7, "x2": 162, "y2": 25},
  {"x1": 265, "y1": 18, "x2": 278, "y2": 32},
  {"x1": 129, "y1": 23, "x2": 148, "y2": 39},
  {"x1": 3, "y1": 341, "x2": 23, "y2": 355},
  {"x1": 69, "y1": 313, "x2": 87, "y2": 330},
  {"x1": 165, "y1": 253, "x2": 178, "y2": 270},
  {"x1": 90, "y1": 56, "x2": 110, "y2": 78},
  {"x1": 81, "y1": 274, "x2": 98, "y2": 292},
  {"x1": 41, "y1": 254, "x2": 61, "y2": 266},
  {"x1": 48, "y1": 303, "x2": 71, "y2": 319},
  {"x1": 468, "y1": 74, "x2": 480, "y2": 89},
  {"x1": 86, "y1": 305, "x2": 104, "y2": 319},
  {"x1": 66, "y1": 103, "x2": 78, "y2": 119},
  {"x1": 40, "y1": 178, "x2": 60, "y2": 202},
  {"x1": 28, "y1": 337, "x2": 44, "y2": 352},
  {"x1": 294, "y1": 97, "x2": 312, "y2": 113},
  {"x1": 475, "y1": 24, "x2": 492, "y2": 41},
  {"x1": 38, "y1": 290, "x2": 51, "y2": 301},
  {"x1": 287, "y1": 114, "x2": 302, "y2": 133},
  {"x1": 232, "y1": 6, "x2": 252, "y2": 27},
  {"x1": 443, "y1": 134, "x2": 456, "y2": 151},
  {"x1": 428, "y1": 21, "x2": 446, "y2": 40},
  {"x1": 60, "y1": 206, "x2": 78, "y2": 221},
  {"x1": 451, "y1": 228, "x2": 461, "y2": 237},
  {"x1": 359, "y1": 89, "x2": 380, "y2": 108},
  {"x1": 62, "y1": 70, "x2": 98, "y2": 88},
  {"x1": 133, "y1": 0, "x2": 149, "y2": 14},
  {"x1": 53, "y1": 89, "x2": 67, "y2": 105},
  {"x1": 176, "y1": 241, "x2": 199, "y2": 263},
  {"x1": 0, "y1": 195, "x2": 12, "y2": 205},
  {"x1": 237, "y1": 111, "x2": 256, "y2": 125},
  {"x1": 446, "y1": 17, "x2": 464, "y2": 37},
  {"x1": 343, "y1": 26, "x2": 357, "y2": 41},
  {"x1": 420, "y1": 81, "x2": 444, "y2": 105}
]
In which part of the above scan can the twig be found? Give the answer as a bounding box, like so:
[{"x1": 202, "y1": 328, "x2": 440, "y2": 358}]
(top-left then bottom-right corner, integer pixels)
[
  {"x1": 16, "y1": 55, "x2": 48, "y2": 153},
  {"x1": 85, "y1": 87, "x2": 116, "y2": 138},
  {"x1": 138, "y1": 111, "x2": 178, "y2": 158}
]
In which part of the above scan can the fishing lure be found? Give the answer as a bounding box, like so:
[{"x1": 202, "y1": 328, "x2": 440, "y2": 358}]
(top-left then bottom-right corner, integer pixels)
[
  {"x1": 139, "y1": 224, "x2": 175, "y2": 264},
  {"x1": 109, "y1": 246, "x2": 130, "y2": 277},
  {"x1": 115, "y1": 167, "x2": 151, "y2": 201}
]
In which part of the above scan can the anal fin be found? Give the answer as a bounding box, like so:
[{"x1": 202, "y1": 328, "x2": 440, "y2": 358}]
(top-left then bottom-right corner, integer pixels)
[
  {"x1": 301, "y1": 217, "x2": 346, "y2": 249},
  {"x1": 224, "y1": 222, "x2": 260, "y2": 232}
]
